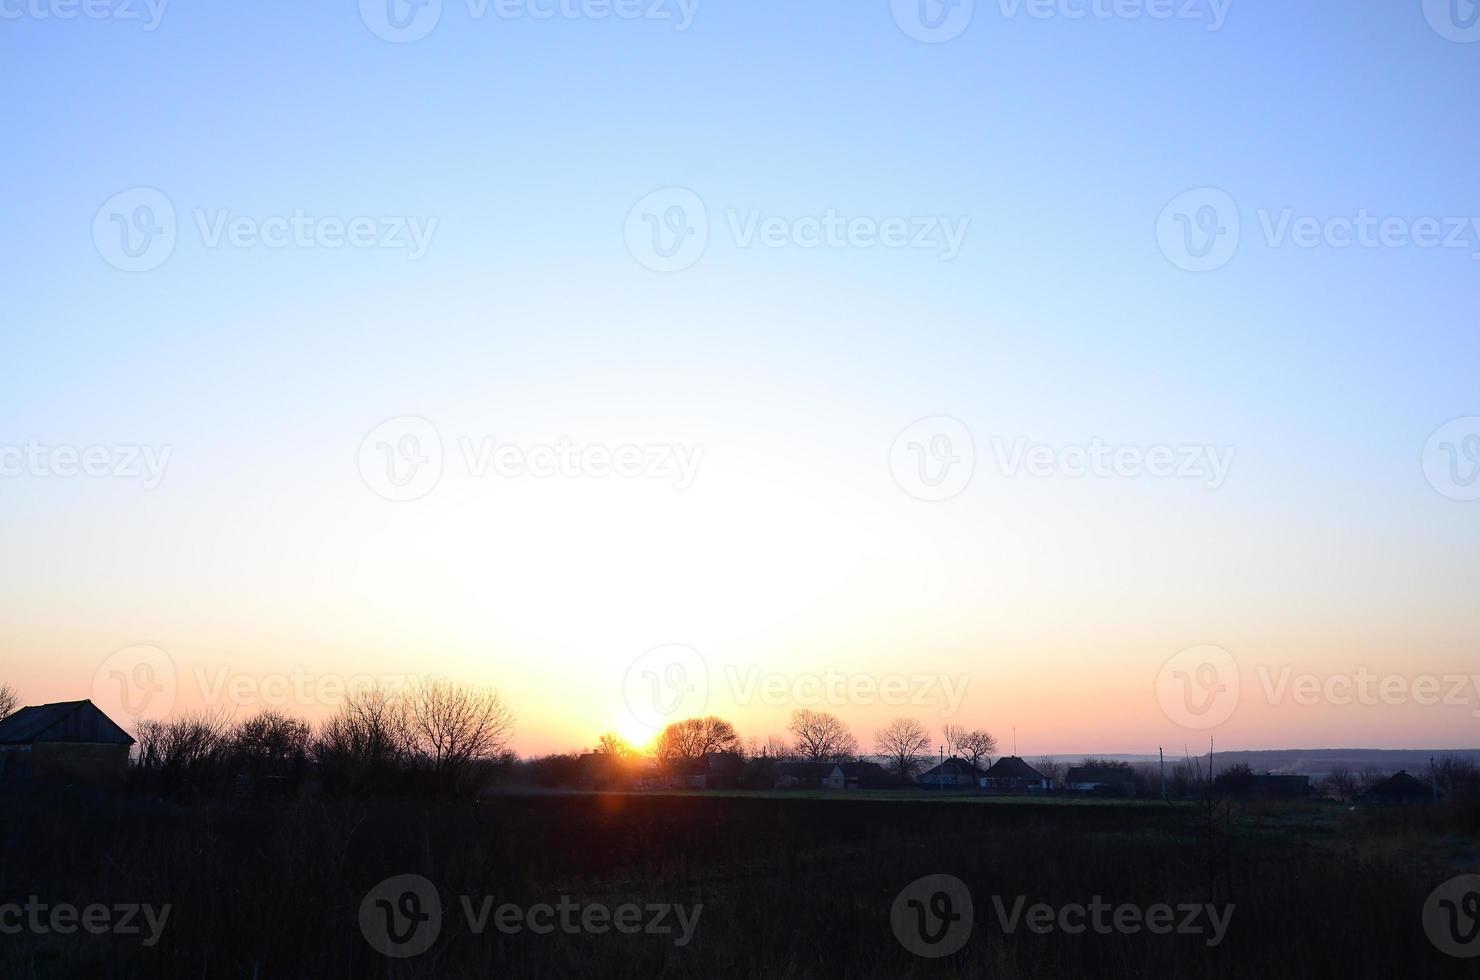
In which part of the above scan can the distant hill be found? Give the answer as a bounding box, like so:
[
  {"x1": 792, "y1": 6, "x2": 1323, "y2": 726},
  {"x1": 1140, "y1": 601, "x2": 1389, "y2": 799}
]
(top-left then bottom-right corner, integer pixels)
[
  {"x1": 1192, "y1": 748, "x2": 1480, "y2": 778},
  {"x1": 1044, "y1": 749, "x2": 1480, "y2": 779}
]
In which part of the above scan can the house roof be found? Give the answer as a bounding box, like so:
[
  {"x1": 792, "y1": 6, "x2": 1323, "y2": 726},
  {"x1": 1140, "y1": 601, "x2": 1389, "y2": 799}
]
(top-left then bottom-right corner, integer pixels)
[
  {"x1": 838, "y1": 761, "x2": 887, "y2": 775},
  {"x1": 983, "y1": 756, "x2": 1044, "y2": 780},
  {"x1": 1359, "y1": 770, "x2": 1434, "y2": 802},
  {"x1": 1066, "y1": 766, "x2": 1135, "y2": 784},
  {"x1": 0, "y1": 700, "x2": 135, "y2": 746},
  {"x1": 920, "y1": 756, "x2": 986, "y2": 777},
  {"x1": 838, "y1": 761, "x2": 897, "y2": 787},
  {"x1": 1250, "y1": 773, "x2": 1309, "y2": 786}
]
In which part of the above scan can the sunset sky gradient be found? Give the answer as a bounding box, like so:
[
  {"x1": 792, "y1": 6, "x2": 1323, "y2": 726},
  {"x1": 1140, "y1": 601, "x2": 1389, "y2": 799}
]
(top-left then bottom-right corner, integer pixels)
[{"x1": 3, "y1": 2, "x2": 1478, "y2": 756}]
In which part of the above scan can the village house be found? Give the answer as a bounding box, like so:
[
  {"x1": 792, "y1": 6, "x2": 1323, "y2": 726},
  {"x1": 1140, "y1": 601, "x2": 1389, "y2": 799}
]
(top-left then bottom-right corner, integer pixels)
[
  {"x1": 981, "y1": 756, "x2": 1050, "y2": 793},
  {"x1": 1358, "y1": 770, "x2": 1436, "y2": 805},
  {"x1": 0, "y1": 700, "x2": 135, "y2": 788},
  {"x1": 839, "y1": 761, "x2": 896, "y2": 790},
  {"x1": 1212, "y1": 771, "x2": 1312, "y2": 800},
  {"x1": 666, "y1": 752, "x2": 743, "y2": 790},
  {"x1": 773, "y1": 762, "x2": 845, "y2": 790},
  {"x1": 1064, "y1": 765, "x2": 1137, "y2": 798},
  {"x1": 916, "y1": 757, "x2": 986, "y2": 788}
]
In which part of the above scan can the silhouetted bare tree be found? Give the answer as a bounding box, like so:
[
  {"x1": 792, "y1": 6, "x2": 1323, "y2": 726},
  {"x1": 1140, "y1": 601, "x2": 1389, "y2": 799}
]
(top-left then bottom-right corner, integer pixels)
[
  {"x1": 654, "y1": 716, "x2": 738, "y2": 762},
  {"x1": 1034, "y1": 756, "x2": 1065, "y2": 786},
  {"x1": 0, "y1": 684, "x2": 17, "y2": 722},
  {"x1": 1356, "y1": 765, "x2": 1384, "y2": 795},
  {"x1": 134, "y1": 709, "x2": 233, "y2": 793},
  {"x1": 788, "y1": 709, "x2": 858, "y2": 762},
  {"x1": 232, "y1": 710, "x2": 310, "y2": 774},
  {"x1": 405, "y1": 680, "x2": 514, "y2": 775},
  {"x1": 956, "y1": 730, "x2": 998, "y2": 769},
  {"x1": 1433, "y1": 754, "x2": 1480, "y2": 802},
  {"x1": 1321, "y1": 764, "x2": 1359, "y2": 801},
  {"x1": 595, "y1": 733, "x2": 637, "y2": 758},
  {"x1": 312, "y1": 685, "x2": 413, "y2": 789},
  {"x1": 942, "y1": 724, "x2": 964, "y2": 758},
  {"x1": 874, "y1": 718, "x2": 930, "y2": 781},
  {"x1": 752, "y1": 735, "x2": 794, "y2": 760}
]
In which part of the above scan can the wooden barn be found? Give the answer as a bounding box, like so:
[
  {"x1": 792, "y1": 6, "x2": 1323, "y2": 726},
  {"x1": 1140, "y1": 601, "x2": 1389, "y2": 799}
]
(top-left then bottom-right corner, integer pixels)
[{"x1": 0, "y1": 700, "x2": 134, "y2": 787}]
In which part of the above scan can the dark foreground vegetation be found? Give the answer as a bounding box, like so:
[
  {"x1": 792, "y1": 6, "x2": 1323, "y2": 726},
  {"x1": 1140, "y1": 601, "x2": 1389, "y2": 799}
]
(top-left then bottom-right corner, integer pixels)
[{"x1": 2, "y1": 788, "x2": 1478, "y2": 978}]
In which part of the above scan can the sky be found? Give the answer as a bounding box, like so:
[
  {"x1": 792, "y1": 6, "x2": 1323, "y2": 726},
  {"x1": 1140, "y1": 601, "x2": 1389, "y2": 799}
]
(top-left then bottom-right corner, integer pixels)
[{"x1": 2, "y1": 1, "x2": 1478, "y2": 757}]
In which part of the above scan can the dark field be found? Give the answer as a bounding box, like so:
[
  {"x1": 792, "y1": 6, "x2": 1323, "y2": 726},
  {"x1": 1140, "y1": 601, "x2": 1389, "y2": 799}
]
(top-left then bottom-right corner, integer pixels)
[{"x1": 3, "y1": 790, "x2": 1478, "y2": 978}]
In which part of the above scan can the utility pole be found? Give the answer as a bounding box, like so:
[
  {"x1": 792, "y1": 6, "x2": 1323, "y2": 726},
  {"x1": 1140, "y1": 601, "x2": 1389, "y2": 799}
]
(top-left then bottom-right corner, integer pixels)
[
  {"x1": 1159, "y1": 746, "x2": 1167, "y2": 802},
  {"x1": 940, "y1": 744, "x2": 945, "y2": 792}
]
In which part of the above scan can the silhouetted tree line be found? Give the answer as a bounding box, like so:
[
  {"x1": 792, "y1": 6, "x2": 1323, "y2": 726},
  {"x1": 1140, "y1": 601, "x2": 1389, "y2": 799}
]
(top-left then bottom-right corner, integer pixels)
[{"x1": 130, "y1": 681, "x2": 515, "y2": 800}]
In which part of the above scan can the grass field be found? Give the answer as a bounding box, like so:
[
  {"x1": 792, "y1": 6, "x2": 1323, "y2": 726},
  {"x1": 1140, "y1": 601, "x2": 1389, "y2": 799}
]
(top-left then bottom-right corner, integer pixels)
[{"x1": 2, "y1": 789, "x2": 1476, "y2": 977}]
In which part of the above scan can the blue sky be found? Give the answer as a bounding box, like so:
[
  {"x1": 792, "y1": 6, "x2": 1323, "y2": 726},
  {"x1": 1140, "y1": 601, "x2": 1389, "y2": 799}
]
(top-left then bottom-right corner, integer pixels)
[{"x1": 3, "y1": 1, "x2": 1479, "y2": 753}]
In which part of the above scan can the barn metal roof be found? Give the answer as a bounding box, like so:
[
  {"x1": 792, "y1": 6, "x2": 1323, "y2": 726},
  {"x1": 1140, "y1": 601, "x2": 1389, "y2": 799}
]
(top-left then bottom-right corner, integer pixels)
[{"x1": 0, "y1": 700, "x2": 135, "y2": 746}]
